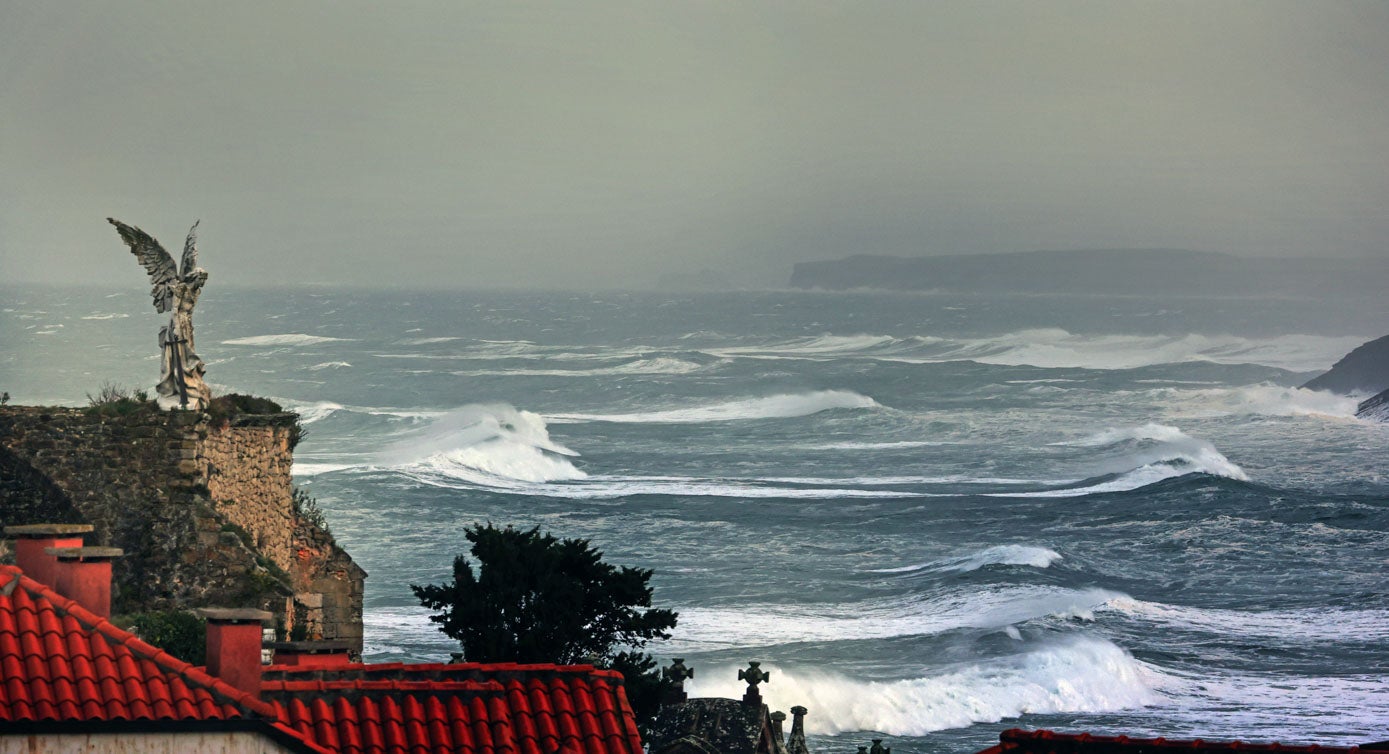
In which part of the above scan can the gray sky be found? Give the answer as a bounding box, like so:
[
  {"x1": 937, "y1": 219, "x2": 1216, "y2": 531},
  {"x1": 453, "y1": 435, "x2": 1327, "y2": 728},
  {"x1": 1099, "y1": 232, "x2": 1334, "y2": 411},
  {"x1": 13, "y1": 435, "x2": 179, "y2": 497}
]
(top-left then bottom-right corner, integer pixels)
[{"x1": 2, "y1": 1, "x2": 1387, "y2": 290}]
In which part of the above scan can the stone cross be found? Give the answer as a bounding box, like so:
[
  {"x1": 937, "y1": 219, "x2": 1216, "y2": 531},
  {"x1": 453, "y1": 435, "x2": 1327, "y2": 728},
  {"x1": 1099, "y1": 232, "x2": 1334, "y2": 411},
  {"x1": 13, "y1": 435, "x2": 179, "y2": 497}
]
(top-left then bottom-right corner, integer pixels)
[
  {"x1": 738, "y1": 661, "x2": 769, "y2": 707},
  {"x1": 663, "y1": 658, "x2": 694, "y2": 704}
]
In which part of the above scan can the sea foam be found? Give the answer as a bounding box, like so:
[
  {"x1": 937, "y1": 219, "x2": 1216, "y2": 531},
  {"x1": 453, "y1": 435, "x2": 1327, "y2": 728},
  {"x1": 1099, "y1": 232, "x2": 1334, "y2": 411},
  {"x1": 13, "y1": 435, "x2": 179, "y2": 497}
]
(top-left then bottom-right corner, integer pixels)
[
  {"x1": 686, "y1": 638, "x2": 1162, "y2": 736},
  {"x1": 383, "y1": 404, "x2": 586, "y2": 487},
  {"x1": 702, "y1": 330, "x2": 1365, "y2": 372},
  {"x1": 222, "y1": 333, "x2": 349, "y2": 346},
  {"x1": 998, "y1": 424, "x2": 1248, "y2": 497},
  {"x1": 548, "y1": 390, "x2": 879, "y2": 424},
  {"x1": 669, "y1": 586, "x2": 1124, "y2": 650},
  {"x1": 870, "y1": 545, "x2": 1063, "y2": 574}
]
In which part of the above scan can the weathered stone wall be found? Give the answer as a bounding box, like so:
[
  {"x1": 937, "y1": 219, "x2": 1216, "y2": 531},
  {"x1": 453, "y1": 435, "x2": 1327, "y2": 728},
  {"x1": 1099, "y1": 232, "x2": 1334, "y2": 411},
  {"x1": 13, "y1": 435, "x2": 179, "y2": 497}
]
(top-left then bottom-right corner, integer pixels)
[
  {"x1": 290, "y1": 508, "x2": 365, "y2": 651},
  {"x1": 197, "y1": 421, "x2": 297, "y2": 573},
  {"x1": 0, "y1": 405, "x2": 365, "y2": 656}
]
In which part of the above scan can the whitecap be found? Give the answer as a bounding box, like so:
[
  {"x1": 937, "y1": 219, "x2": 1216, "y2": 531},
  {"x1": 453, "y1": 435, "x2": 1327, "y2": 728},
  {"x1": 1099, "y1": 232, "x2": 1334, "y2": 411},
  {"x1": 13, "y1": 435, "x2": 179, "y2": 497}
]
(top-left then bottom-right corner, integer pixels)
[
  {"x1": 382, "y1": 404, "x2": 586, "y2": 487},
  {"x1": 686, "y1": 638, "x2": 1162, "y2": 736},
  {"x1": 669, "y1": 586, "x2": 1124, "y2": 650},
  {"x1": 308, "y1": 361, "x2": 353, "y2": 371},
  {"x1": 548, "y1": 390, "x2": 879, "y2": 424},
  {"x1": 1154, "y1": 384, "x2": 1360, "y2": 419},
  {"x1": 292, "y1": 462, "x2": 356, "y2": 477},
  {"x1": 1102, "y1": 597, "x2": 1389, "y2": 644},
  {"x1": 452, "y1": 357, "x2": 711, "y2": 378},
  {"x1": 222, "y1": 333, "x2": 350, "y2": 346},
  {"x1": 1004, "y1": 424, "x2": 1248, "y2": 497},
  {"x1": 870, "y1": 545, "x2": 1063, "y2": 574},
  {"x1": 396, "y1": 336, "x2": 462, "y2": 345}
]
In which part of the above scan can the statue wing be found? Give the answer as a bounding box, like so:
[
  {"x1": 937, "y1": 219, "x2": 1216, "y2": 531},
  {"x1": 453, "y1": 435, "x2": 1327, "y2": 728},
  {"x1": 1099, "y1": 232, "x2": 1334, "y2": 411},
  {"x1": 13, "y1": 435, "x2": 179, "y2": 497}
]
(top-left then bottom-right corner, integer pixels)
[
  {"x1": 180, "y1": 220, "x2": 201, "y2": 279},
  {"x1": 108, "y1": 217, "x2": 177, "y2": 313}
]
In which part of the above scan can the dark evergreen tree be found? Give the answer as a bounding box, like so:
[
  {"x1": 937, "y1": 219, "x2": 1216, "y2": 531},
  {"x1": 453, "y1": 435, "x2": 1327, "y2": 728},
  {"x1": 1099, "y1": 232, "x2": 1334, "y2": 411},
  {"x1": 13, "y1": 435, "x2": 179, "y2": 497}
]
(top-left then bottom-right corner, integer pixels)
[
  {"x1": 412, "y1": 524, "x2": 678, "y2": 729},
  {"x1": 412, "y1": 524, "x2": 677, "y2": 663}
]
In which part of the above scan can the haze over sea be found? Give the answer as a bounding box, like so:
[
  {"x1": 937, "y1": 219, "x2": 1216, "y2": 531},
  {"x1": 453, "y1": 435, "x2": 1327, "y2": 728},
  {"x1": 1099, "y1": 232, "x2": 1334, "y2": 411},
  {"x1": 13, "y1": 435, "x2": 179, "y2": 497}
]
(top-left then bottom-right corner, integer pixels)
[{"x1": 3, "y1": 284, "x2": 1387, "y2": 754}]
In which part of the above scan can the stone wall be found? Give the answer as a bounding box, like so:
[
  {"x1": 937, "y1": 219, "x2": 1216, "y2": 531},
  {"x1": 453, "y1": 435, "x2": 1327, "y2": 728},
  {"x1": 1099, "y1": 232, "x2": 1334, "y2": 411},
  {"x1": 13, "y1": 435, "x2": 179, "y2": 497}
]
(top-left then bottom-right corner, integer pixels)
[
  {"x1": 197, "y1": 421, "x2": 297, "y2": 574},
  {"x1": 0, "y1": 405, "x2": 365, "y2": 656}
]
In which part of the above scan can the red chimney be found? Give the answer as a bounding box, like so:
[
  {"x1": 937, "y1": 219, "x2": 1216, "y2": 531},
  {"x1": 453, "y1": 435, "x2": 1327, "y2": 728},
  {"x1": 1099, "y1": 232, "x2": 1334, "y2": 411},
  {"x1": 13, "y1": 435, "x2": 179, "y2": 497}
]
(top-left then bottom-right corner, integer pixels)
[
  {"x1": 5, "y1": 524, "x2": 94, "y2": 587},
  {"x1": 46, "y1": 546, "x2": 122, "y2": 618},
  {"x1": 199, "y1": 608, "x2": 272, "y2": 697},
  {"x1": 269, "y1": 640, "x2": 353, "y2": 668}
]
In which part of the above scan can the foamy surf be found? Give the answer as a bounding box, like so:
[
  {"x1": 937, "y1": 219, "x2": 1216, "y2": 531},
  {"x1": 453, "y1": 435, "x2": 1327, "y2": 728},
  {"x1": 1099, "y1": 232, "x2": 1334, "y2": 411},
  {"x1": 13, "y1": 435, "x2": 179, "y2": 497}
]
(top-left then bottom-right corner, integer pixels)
[
  {"x1": 1152, "y1": 384, "x2": 1361, "y2": 419},
  {"x1": 393, "y1": 473, "x2": 930, "y2": 499},
  {"x1": 701, "y1": 330, "x2": 1366, "y2": 372},
  {"x1": 222, "y1": 333, "x2": 350, "y2": 346},
  {"x1": 686, "y1": 638, "x2": 1162, "y2": 736},
  {"x1": 452, "y1": 357, "x2": 712, "y2": 378},
  {"x1": 1102, "y1": 597, "x2": 1389, "y2": 644},
  {"x1": 870, "y1": 545, "x2": 1063, "y2": 574},
  {"x1": 669, "y1": 586, "x2": 1125, "y2": 650},
  {"x1": 548, "y1": 390, "x2": 880, "y2": 424},
  {"x1": 381, "y1": 404, "x2": 587, "y2": 487},
  {"x1": 998, "y1": 424, "x2": 1249, "y2": 497}
]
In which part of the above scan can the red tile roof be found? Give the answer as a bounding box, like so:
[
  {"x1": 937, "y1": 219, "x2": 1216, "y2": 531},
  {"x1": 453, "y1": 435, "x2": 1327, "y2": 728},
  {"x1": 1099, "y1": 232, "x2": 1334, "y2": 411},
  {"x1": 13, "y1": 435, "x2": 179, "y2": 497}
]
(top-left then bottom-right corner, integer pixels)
[
  {"x1": 262, "y1": 662, "x2": 646, "y2": 754},
  {"x1": 0, "y1": 565, "x2": 275, "y2": 724},
  {"x1": 983, "y1": 728, "x2": 1382, "y2": 754},
  {"x1": 0, "y1": 563, "x2": 646, "y2": 754}
]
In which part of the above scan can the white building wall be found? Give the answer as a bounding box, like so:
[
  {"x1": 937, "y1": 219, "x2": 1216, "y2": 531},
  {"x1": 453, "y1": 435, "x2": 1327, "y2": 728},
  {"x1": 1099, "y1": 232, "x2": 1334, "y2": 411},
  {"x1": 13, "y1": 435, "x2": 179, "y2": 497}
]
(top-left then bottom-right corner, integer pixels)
[{"x1": 0, "y1": 730, "x2": 304, "y2": 754}]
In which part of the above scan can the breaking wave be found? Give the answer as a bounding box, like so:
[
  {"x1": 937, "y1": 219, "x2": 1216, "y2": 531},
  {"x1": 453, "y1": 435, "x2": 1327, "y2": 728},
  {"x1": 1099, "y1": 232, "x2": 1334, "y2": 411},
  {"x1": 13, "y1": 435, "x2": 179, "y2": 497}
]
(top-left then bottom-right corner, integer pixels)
[
  {"x1": 686, "y1": 638, "x2": 1162, "y2": 736},
  {"x1": 1150, "y1": 383, "x2": 1360, "y2": 419},
  {"x1": 548, "y1": 390, "x2": 879, "y2": 424},
  {"x1": 870, "y1": 545, "x2": 1063, "y2": 574},
  {"x1": 702, "y1": 330, "x2": 1364, "y2": 372},
  {"x1": 670, "y1": 586, "x2": 1123, "y2": 649},
  {"x1": 222, "y1": 333, "x2": 350, "y2": 346},
  {"x1": 385, "y1": 405, "x2": 586, "y2": 487},
  {"x1": 453, "y1": 357, "x2": 712, "y2": 378},
  {"x1": 996, "y1": 424, "x2": 1247, "y2": 498},
  {"x1": 396, "y1": 336, "x2": 462, "y2": 345},
  {"x1": 1102, "y1": 597, "x2": 1389, "y2": 644}
]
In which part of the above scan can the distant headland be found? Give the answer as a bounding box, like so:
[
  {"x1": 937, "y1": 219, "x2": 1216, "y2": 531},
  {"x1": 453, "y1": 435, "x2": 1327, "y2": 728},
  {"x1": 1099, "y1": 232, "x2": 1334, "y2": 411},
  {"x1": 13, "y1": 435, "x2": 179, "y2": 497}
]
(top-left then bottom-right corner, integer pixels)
[{"x1": 788, "y1": 248, "x2": 1388, "y2": 298}]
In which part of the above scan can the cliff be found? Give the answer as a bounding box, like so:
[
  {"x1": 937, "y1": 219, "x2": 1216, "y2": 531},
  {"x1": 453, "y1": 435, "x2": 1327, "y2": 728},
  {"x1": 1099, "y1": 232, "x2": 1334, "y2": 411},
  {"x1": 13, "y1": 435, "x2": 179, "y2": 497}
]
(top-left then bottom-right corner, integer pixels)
[
  {"x1": 789, "y1": 249, "x2": 1388, "y2": 298},
  {"x1": 0, "y1": 403, "x2": 365, "y2": 656},
  {"x1": 1301, "y1": 333, "x2": 1389, "y2": 395},
  {"x1": 1356, "y1": 389, "x2": 1389, "y2": 422}
]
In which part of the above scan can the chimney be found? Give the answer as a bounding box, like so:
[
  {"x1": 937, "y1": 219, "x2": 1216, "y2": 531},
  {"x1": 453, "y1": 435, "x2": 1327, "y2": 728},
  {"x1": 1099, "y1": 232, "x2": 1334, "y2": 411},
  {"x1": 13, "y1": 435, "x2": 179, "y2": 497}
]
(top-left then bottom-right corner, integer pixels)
[
  {"x1": 5, "y1": 524, "x2": 94, "y2": 587},
  {"x1": 46, "y1": 546, "x2": 122, "y2": 618},
  {"x1": 199, "y1": 608, "x2": 272, "y2": 697},
  {"x1": 268, "y1": 639, "x2": 353, "y2": 668}
]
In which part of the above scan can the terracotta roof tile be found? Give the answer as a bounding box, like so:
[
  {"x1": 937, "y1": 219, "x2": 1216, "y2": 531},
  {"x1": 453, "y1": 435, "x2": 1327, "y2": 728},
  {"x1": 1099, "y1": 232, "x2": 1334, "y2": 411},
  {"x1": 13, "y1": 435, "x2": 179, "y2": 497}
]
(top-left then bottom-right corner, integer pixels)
[
  {"x1": 0, "y1": 565, "x2": 276, "y2": 727},
  {"x1": 0, "y1": 563, "x2": 645, "y2": 753},
  {"x1": 260, "y1": 662, "x2": 645, "y2": 754}
]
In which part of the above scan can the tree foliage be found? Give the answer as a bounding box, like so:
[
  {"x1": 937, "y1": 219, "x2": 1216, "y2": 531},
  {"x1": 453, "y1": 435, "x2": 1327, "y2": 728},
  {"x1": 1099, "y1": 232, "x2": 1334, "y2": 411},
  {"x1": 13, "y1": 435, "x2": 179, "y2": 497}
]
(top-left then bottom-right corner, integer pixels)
[
  {"x1": 129, "y1": 611, "x2": 206, "y2": 665},
  {"x1": 412, "y1": 524, "x2": 677, "y2": 665}
]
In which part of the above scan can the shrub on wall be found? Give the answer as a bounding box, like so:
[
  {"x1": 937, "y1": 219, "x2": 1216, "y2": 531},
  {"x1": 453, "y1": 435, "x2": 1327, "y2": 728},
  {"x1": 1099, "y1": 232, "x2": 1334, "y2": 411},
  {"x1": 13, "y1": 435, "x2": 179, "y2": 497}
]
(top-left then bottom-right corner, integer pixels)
[{"x1": 128, "y1": 611, "x2": 206, "y2": 665}]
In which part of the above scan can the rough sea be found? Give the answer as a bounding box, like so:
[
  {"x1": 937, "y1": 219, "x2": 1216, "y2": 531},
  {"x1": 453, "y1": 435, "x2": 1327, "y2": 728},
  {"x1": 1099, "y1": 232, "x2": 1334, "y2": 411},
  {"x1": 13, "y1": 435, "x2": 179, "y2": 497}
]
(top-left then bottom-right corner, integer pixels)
[{"x1": 3, "y1": 284, "x2": 1387, "y2": 754}]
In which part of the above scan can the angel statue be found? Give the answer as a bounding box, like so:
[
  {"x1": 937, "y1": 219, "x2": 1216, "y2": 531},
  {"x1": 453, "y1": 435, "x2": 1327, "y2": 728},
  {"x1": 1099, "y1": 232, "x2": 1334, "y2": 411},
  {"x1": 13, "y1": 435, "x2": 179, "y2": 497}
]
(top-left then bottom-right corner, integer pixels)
[{"x1": 108, "y1": 217, "x2": 212, "y2": 411}]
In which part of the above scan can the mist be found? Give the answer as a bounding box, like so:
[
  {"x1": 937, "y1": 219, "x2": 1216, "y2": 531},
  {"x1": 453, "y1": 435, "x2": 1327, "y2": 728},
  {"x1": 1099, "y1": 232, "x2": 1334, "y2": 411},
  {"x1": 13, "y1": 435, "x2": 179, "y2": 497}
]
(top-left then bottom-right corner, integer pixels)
[{"x1": 3, "y1": 1, "x2": 1388, "y2": 291}]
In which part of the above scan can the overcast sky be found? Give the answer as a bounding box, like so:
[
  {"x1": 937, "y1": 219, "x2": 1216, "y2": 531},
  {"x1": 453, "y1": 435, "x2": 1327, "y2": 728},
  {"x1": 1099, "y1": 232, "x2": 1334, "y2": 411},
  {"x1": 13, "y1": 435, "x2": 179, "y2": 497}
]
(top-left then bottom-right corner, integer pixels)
[{"x1": 2, "y1": 1, "x2": 1387, "y2": 290}]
